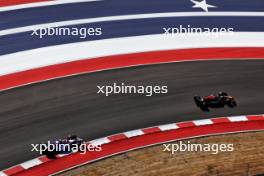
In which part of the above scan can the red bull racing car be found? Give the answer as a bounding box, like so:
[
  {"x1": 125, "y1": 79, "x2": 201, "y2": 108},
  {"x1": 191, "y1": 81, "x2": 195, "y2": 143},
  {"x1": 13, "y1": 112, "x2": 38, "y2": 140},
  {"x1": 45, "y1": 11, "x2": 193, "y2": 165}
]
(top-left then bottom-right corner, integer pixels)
[{"x1": 194, "y1": 92, "x2": 237, "y2": 112}]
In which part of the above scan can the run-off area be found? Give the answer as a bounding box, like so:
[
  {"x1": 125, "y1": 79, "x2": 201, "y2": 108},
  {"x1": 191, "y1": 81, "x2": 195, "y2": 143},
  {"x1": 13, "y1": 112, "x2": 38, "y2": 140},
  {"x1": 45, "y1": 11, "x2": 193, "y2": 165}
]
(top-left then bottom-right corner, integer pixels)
[{"x1": 58, "y1": 131, "x2": 264, "y2": 176}]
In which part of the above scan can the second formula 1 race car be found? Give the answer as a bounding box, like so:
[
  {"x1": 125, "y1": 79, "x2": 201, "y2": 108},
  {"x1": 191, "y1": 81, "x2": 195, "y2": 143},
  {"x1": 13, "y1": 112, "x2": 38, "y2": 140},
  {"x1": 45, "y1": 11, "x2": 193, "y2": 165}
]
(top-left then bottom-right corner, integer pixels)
[
  {"x1": 194, "y1": 92, "x2": 237, "y2": 112},
  {"x1": 42, "y1": 135, "x2": 84, "y2": 159}
]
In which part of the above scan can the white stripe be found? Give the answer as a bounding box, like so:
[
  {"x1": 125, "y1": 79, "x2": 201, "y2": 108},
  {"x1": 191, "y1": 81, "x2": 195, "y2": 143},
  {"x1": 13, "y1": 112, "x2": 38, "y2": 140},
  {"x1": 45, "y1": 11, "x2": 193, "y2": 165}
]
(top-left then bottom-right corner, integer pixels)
[
  {"x1": 20, "y1": 158, "x2": 42, "y2": 169},
  {"x1": 1, "y1": 12, "x2": 264, "y2": 36},
  {"x1": 0, "y1": 172, "x2": 7, "y2": 176},
  {"x1": 193, "y1": 119, "x2": 213, "y2": 126},
  {"x1": 228, "y1": 116, "x2": 248, "y2": 122},
  {"x1": 90, "y1": 137, "x2": 110, "y2": 146},
  {"x1": 57, "y1": 154, "x2": 69, "y2": 157},
  {"x1": 0, "y1": 0, "x2": 101, "y2": 12},
  {"x1": 0, "y1": 32, "x2": 263, "y2": 76},
  {"x1": 158, "y1": 124, "x2": 178, "y2": 131},
  {"x1": 124, "y1": 130, "x2": 144, "y2": 138}
]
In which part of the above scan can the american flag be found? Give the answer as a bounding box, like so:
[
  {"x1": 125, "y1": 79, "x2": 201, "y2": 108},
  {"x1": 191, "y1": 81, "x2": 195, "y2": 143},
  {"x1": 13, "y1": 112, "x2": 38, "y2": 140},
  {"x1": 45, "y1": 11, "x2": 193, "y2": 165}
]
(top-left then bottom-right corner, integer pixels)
[{"x1": 0, "y1": 0, "x2": 263, "y2": 91}]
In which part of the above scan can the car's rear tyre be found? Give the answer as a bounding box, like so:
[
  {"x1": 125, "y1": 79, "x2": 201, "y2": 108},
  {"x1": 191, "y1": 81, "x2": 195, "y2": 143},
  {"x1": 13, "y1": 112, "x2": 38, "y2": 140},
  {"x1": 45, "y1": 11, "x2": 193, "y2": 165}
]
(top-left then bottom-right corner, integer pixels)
[{"x1": 227, "y1": 100, "x2": 237, "y2": 108}]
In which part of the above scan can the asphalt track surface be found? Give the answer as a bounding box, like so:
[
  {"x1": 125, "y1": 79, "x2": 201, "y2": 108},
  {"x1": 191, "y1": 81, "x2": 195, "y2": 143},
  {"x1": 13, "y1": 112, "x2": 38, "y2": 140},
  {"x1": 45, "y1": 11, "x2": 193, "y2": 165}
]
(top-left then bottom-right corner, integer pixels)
[{"x1": 0, "y1": 60, "x2": 264, "y2": 169}]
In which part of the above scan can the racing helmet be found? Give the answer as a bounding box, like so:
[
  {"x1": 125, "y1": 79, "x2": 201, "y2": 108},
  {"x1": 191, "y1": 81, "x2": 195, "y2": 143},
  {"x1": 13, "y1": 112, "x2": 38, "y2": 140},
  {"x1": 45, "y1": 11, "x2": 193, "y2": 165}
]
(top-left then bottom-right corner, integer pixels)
[{"x1": 67, "y1": 134, "x2": 77, "y2": 140}]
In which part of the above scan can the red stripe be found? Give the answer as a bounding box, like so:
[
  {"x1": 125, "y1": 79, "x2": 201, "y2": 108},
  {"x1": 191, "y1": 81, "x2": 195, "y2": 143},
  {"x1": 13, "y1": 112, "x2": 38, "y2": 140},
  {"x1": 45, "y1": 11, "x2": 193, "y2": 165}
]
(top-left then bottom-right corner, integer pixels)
[
  {"x1": 15, "y1": 120, "x2": 264, "y2": 176},
  {"x1": 38, "y1": 156, "x2": 51, "y2": 163},
  {"x1": 1, "y1": 47, "x2": 264, "y2": 92},
  {"x1": 176, "y1": 121, "x2": 196, "y2": 128},
  {"x1": 211, "y1": 117, "x2": 230, "y2": 123},
  {"x1": 246, "y1": 115, "x2": 264, "y2": 121},
  {"x1": 0, "y1": 0, "x2": 51, "y2": 7},
  {"x1": 3, "y1": 166, "x2": 24, "y2": 175},
  {"x1": 142, "y1": 127, "x2": 161, "y2": 134},
  {"x1": 108, "y1": 134, "x2": 127, "y2": 142}
]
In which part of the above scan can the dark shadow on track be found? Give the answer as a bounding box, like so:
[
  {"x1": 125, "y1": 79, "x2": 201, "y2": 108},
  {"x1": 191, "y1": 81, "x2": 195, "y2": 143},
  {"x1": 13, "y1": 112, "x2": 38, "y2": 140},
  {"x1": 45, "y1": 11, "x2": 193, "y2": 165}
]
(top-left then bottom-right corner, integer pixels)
[{"x1": 0, "y1": 60, "x2": 263, "y2": 169}]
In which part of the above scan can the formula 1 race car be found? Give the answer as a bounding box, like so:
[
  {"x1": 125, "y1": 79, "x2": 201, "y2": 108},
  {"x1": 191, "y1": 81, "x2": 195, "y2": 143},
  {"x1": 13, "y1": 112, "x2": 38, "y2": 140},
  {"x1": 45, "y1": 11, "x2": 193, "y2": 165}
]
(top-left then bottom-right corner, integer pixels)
[
  {"x1": 194, "y1": 92, "x2": 237, "y2": 112},
  {"x1": 42, "y1": 135, "x2": 84, "y2": 159}
]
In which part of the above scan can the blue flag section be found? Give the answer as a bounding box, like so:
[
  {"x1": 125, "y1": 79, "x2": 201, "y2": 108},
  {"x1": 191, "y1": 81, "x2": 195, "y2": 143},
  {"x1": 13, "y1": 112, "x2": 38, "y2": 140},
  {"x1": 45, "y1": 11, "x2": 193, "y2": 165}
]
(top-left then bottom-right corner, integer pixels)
[{"x1": 0, "y1": 0, "x2": 264, "y2": 55}]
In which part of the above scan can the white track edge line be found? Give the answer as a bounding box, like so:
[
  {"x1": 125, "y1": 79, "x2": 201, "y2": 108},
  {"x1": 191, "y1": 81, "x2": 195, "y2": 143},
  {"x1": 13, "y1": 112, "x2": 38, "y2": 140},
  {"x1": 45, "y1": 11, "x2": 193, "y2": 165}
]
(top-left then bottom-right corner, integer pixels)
[{"x1": 0, "y1": 33, "x2": 264, "y2": 77}]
